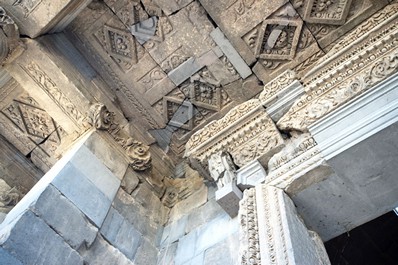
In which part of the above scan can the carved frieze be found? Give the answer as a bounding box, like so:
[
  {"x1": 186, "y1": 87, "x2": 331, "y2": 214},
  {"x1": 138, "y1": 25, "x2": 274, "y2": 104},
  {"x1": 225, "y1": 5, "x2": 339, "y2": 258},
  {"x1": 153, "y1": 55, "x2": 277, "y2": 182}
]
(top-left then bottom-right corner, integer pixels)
[
  {"x1": 12, "y1": 0, "x2": 42, "y2": 18},
  {"x1": 0, "y1": 179, "x2": 22, "y2": 214},
  {"x1": 259, "y1": 70, "x2": 296, "y2": 103},
  {"x1": 278, "y1": 4, "x2": 398, "y2": 131},
  {"x1": 239, "y1": 188, "x2": 261, "y2": 265},
  {"x1": 185, "y1": 99, "x2": 284, "y2": 168}
]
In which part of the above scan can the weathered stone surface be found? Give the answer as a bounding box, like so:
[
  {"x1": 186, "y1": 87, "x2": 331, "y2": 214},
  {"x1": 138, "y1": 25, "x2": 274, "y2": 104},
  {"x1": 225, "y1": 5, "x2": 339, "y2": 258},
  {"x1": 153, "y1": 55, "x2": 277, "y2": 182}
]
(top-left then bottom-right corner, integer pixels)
[
  {"x1": 194, "y1": 212, "x2": 238, "y2": 256},
  {"x1": 185, "y1": 199, "x2": 224, "y2": 235},
  {"x1": 157, "y1": 242, "x2": 178, "y2": 265},
  {"x1": 203, "y1": 232, "x2": 239, "y2": 265},
  {"x1": 0, "y1": 210, "x2": 83, "y2": 265},
  {"x1": 2, "y1": 0, "x2": 92, "y2": 38},
  {"x1": 31, "y1": 184, "x2": 98, "y2": 250},
  {"x1": 0, "y1": 247, "x2": 23, "y2": 265},
  {"x1": 133, "y1": 237, "x2": 159, "y2": 265},
  {"x1": 215, "y1": 182, "x2": 243, "y2": 218},
  {"x1": 121, "y1": 167, "x2": 140, "y2": 194},
  {"x1": 81, "y1": 235, "x2": 134, "y2": 265},
  {"x1": 84, "y1": 131, "x2": 129, "y2": 180},
  {"x1": 161, "y1": 215, "x2": 188, "y2": 246},
  {"x1": 100, "y1": 207, "x2": 142, "y2": 260},
  {"x1": 210, "y1": 28, "x2": 252, "y2": 79},
  {"x1": 169, "y1": 183, "x2": 208, "y2": 222},
  {"x1": 69, "y1": 145, "x2": 121, "y2": 201},
  {"x1": 113, "y1": 188, "x2": 161, "y2": 242},
  {"x1": 51, "y1": 162, "x2": 112, "y2": 227},
  {"x1": 175, "y1": 229, "x2": 198, "y2": 265},
  {"x1": 236, "y1": 160, "x2": 267, "y2": 191}
]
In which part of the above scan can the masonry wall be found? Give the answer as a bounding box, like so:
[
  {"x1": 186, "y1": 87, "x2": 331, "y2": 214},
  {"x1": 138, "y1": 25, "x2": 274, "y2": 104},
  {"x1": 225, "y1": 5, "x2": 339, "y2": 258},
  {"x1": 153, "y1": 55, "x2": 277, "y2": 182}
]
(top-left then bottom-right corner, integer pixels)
[
  {"x1": 157, "y1": 184, "x2": 240, "y2": 265},
  {"x1": 0, "y1": 131, "x2": 167, "y2": 264}
]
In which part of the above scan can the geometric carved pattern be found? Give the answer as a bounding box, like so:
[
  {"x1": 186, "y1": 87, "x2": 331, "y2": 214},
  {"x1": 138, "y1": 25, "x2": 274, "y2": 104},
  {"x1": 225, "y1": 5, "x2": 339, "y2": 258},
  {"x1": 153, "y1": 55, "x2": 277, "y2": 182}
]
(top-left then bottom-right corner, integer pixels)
[
  {"x1": 303, "y1": 0, "x2": 353, "y2": 25},
  {"x1": 1, "y1": 93, "x2": 55, "y2": 140},
  {"x1": 95, "y1": 24, "x2": 139, "y2": 72},
  {"x1": 255, "y1": 19, "x2": 303, "y2": 61}
]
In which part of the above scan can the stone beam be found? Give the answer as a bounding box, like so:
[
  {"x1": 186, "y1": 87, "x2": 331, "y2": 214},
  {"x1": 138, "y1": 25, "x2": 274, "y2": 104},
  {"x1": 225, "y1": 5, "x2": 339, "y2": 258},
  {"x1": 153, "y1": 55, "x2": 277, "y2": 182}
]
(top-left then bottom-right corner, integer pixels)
[{"x1": 1, "y1": 0, "x2": 92, "y2": 38}]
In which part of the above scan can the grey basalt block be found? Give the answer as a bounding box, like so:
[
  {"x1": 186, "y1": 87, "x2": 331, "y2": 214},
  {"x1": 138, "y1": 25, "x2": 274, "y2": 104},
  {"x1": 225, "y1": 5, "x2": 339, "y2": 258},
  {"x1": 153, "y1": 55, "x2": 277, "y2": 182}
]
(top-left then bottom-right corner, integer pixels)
[
  {"x1": 31, "y1": 184, "x2": 98, "y2": 250},
  {"x1": 100, "y1": 207, "x2": 142, "y2": 260},
  {"x1": 215, "y1": 182, "x2": 243, "y2": 218},
  {"x1": 51, "y1": 162, "x2": 112, "y2": 227},
  {"x1": 82, "y1": 235, "x2": 134, "y2": 265},
  {"x1": 210, "y1": 28, "x2": 252, "y2": 79},
  {"x1": 0, "y1": 248, "x2": 23, "y2": 265},
  {"x1": 168, "y1": 57, "x2": 202, "y2": 86},
  {"x1": 0, "y1": 211, "x2": 83, "y2": 265},
  {"x1": 69, "y1": 144, "x2": 121, "y2": 201}
]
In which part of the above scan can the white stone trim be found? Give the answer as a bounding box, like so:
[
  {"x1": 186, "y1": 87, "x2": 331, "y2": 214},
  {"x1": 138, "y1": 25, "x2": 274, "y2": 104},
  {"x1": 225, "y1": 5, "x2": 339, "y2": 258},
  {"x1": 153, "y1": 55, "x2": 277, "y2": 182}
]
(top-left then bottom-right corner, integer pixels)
[{"x1": 309, "y1": 73, "x2": 398, "y2": 160}]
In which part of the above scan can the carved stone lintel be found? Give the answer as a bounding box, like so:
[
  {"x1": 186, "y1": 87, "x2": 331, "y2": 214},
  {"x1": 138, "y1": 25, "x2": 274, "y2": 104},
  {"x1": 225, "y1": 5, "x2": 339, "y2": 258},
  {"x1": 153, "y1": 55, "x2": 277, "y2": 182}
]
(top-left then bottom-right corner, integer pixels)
[
  {"x1": 278, "y1": 4, "x2": 398, "y2": 132},
  {"x1": 185, "y1": 100, "x2": 285, "y2": 169}
]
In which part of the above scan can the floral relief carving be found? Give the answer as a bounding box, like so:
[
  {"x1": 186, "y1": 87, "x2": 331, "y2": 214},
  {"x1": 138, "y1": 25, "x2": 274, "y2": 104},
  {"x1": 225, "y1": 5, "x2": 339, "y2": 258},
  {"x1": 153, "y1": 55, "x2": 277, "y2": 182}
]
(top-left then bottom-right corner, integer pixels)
[{"x1": 278, "y1": 7, "x2": 398, "y2": 132}]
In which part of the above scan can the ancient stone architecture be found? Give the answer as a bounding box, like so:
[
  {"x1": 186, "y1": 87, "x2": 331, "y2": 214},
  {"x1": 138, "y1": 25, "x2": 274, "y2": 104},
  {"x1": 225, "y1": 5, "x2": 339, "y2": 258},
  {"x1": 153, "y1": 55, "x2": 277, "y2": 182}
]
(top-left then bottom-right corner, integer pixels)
[{"x1": 1, "y1": 0, "x2": 398, "y2": 264}]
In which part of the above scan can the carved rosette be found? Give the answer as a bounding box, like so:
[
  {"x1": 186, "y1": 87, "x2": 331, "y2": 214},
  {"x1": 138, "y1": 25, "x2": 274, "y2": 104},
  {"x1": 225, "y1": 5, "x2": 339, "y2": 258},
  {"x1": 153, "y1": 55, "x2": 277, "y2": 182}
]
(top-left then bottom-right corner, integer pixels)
[
  {"x1": 185, "y1": 99, "x2": 284, "y2": 168},
  {"x1": 87, "y1": 103, "x2": 115, "y2": 130},
  {"x1": 125, "y1": 140, "x2": 151, "y2": 171},
  {"x1": 278, "y1": 4, "x2": 398, "y2": 132},
  {"x1": 86, "y1": 103, "x2": 152, "y2": 171}
]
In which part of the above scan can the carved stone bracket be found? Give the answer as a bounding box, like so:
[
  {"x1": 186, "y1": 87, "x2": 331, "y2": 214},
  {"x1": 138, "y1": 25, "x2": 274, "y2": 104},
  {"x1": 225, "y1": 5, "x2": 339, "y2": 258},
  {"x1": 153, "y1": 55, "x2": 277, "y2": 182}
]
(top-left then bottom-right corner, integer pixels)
[
  {"x1": 185, "y1": 99, "x2": 285, "y2": 170},
  {"x1": 278, "y1": 4, "x2": 398, "y2": 132},
  {"x1": 87, "y1": 103, "x2": 152, "y2": 171}
]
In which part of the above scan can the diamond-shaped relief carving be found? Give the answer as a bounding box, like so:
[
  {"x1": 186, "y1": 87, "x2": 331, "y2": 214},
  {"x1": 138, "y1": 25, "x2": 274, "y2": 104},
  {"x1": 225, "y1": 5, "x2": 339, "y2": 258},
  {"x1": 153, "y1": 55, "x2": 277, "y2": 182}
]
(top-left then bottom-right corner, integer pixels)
[
  {"x1": 95, "y1": 24, "x2": 140, "y2": 72},
  {"x1": 190, "y1": 81, "x2": 221, "y2": 111},
  {"x1": 255, "y1": 19, "x2": 303, "y2": 61},
  {"x1": 104, "y1": 25, "x2": 137, "y2": 64},
  {"x1": 303, "y1": 0, "x2": 353, "y2": 25},
  {"x1": 163, "y1": 97, "x2": 194, "y2": 130},
  {"x1": 1, "y1": 95, "x2": 56, "y2": 141},
  {"x1": 19, "y1": 104, "x2": 56, "y2": 139}
]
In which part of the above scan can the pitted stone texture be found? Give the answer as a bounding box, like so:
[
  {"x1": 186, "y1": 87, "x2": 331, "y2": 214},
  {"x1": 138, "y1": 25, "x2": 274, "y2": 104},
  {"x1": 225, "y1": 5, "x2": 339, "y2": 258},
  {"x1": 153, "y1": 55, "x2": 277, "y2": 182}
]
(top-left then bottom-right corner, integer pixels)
[
  {"x1": 203, "y1": 232, "x2": 239, "y2": 265},
  {"x1": 81, "y1": 235, "x2": 134, "y2": 265},
  {"x1": 31, "y1": 184, "x2": 98, "y2": 250},
  {"x1": 0, "y1": 211, "x2": 83, "y2": 265},
  {"x1": 100, "y1": 207, "x2": 142, "y2": 260}
]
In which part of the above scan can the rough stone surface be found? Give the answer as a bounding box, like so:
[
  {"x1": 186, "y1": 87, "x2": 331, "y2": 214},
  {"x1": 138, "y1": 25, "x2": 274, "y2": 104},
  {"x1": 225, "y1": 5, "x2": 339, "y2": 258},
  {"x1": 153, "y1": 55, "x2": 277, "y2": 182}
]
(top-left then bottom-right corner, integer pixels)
[
  {"x1": 0, "y1": 210, "x2": 83, "y2": 265},
  {"x1": 81, "y1": 235, "x2": 134, "y2": 265},
  {"x1": 51, "y1": 162, "x2": 112, "y2": 227},
  {"x1": 133, "y1": 237, "x2": 159, "y2": 265},
  {"x1": 100, "y1": 207, "x2": 142, "y2": 260},
  {"x1": 31, "y1": 184, "x2": 98, "y2": 250},
  {"x1": 0, "y1": 247, "x2": 23, "y2": 265},
  {"x1": 203, "y1": 232, "x2": 239, "y2": 265}
]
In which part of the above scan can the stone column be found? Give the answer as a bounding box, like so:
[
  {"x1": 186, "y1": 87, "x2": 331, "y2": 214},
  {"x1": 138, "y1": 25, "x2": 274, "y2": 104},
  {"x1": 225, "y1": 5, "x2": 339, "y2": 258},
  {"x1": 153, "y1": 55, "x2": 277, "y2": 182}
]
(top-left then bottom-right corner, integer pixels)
[{"x1": 239, "y1": 184, "x2": 331, "y2": 265}]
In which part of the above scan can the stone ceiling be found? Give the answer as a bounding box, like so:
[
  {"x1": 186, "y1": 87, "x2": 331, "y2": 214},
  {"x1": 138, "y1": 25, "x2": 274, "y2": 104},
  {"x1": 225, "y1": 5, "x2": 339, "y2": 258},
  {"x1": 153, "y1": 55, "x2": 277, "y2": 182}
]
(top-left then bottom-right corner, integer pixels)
[{"x1": 0, "y1": 0, "x2": 391, "y2": 172}]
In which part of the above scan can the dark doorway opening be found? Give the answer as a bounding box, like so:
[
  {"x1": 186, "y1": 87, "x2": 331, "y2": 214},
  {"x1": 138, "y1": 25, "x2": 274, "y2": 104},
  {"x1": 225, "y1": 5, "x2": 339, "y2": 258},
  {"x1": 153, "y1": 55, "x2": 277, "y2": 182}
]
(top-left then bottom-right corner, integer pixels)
[{"x1": 325, "y1": 211, "x2": 398, "y2": 265}]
